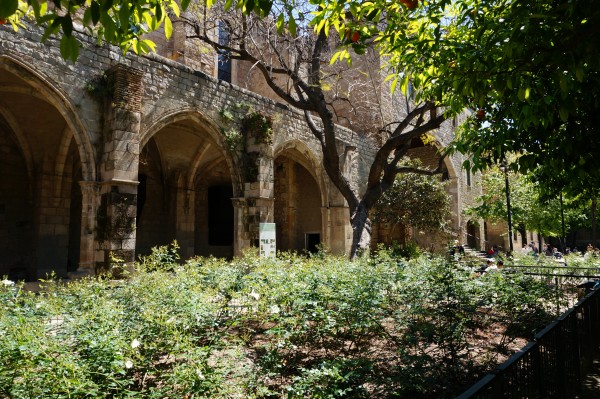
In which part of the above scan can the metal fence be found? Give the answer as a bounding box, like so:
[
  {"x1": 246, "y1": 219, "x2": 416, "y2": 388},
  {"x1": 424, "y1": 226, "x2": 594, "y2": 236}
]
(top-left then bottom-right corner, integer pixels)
[{"x1": 457, "y1": 286, "x2": 600, "y2": 398}]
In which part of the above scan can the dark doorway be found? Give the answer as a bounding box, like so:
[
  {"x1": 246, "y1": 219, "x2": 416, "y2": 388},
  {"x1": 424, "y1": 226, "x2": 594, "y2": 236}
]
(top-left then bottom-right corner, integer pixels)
[
  {"x1": 467, "y1": 221, "x2": 479, "y2": 249},
  {"x1": 306, "y1": 233, "x2": 321, "y2": 254},
  {"x1": 208, "y1": 185, "x2": 234, "y2": 246}
]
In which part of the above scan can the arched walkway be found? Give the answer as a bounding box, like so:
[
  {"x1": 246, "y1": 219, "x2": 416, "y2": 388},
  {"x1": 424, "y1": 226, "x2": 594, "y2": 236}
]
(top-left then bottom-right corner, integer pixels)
[
  {"x1": 138, "y1": 114, "x2": 236, "y2": 259},
  {"x1": 0, "y1": 59, "x2": 91, "y2": 279},
  {"x1": 273, "y1": 143, "x2": 325, "y2": 254},
  {"x1": 372, "y1": 137, "x2": 459, "y2": 250}
]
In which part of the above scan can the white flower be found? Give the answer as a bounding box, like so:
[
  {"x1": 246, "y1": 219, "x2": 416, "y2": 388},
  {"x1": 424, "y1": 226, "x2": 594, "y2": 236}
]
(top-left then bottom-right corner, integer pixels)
[
  {"x1": 248, "y1": 290, "x2": 260, "y2": 300},
  {"x1": 131, "y1": 339, "x2": 141, "y2": 349},
  {"x1": 125, "y1": 360, "x2": 133, "y2": 369},
  {"x1": 196, "y1": 369, "x2": 205, "y2": 380},
  {"x1": 269, "y1": 305, "x2": 280, "y2": 314},
  {"x1": 2, "y1": 280, "x2": 15, "y2": 286}
]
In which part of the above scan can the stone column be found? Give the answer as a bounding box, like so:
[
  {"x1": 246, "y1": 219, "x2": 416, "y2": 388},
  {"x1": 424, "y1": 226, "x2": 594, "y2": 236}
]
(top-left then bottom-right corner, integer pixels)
[
  {"x1": 241, "y1": 122, "x2": 275, "y2": 254},
  {"x1": 325, "y1": 205, "x2": 351, "y2": 256},
  {"x1": 73, "y1": 181, "x2": 100, "y2": 277},
  {"x1": 175, "y1": 181, "x2": 195, "y2": 259},
  {"x1": 97, "y1": 64, "x2": 143, "y2": 274},
  {"x1": 232, "y1": 197, "x2": 249, "y2": 256}
]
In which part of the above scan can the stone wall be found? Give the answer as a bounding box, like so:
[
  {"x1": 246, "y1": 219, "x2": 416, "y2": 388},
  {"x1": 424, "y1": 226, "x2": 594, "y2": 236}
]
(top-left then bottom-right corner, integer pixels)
[{"x1": 0, "y1": 21, "x2": 480, "y2": 278}]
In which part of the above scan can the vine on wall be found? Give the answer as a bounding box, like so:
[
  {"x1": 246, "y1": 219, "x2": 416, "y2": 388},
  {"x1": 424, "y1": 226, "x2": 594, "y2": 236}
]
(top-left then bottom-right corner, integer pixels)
[{"x1": 219, "y1": 104, "x2": 274, "y2": 186}]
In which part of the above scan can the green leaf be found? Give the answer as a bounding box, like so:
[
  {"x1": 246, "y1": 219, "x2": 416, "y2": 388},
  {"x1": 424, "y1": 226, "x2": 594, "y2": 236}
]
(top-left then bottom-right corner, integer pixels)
[
  {"x1": 90, "y1": 1, "x2": 101, "y2": 25},
  {"x1": 390, "y1": 76, "x2": 399, "y2": 93},
  {"x1": 330, "y1": 50, "x2": 341, "y2": 65},
  {"x1": 559, "y1": 107, "x2": 569, "y2": 122},
  {"x1": 257, "y1": 0, "x2": 272, "y2": 17},
  {"x1": 0, "y1": 0, "x2": 18, "y2": 19},
  {"x1": 181, "y1": 0, "x2": 191, "y2": 10},
  {"x1": 119, "y1": 4, "x2": 130, "y2": 31},
  {"x1": 164, "y1": 16, "x2": 173, "y2": 39},
  {"x1": 101, "y1": 0, "x2": 114, "y2": 11},
  {"x1": 60, "y1": 35, "x2": 79, "y2": 63},
  {"x1": 243, "y1": 0, "x2": 254, "y2": 14},
  {"x1": 288, "y1": 16, "x2": 297, "y2": 36},
  {"x1": 155, "y1": 3, "x2": 163, "y2": 22},
  {"x1": 61, "y1": 15, "x2": 74, "y2": 37},
  {"x1": 149, "y1": 15, "x2": 159, "y2": 31},
  {"x1": 41, "y1": 20, "x2": 61, "y2": 43},
  {"x1": 169, "y1": 0, "x2": 180, "y2": 17},
  {"x1": 275, "y1": 12, "x2": 284, "y2": 34}
]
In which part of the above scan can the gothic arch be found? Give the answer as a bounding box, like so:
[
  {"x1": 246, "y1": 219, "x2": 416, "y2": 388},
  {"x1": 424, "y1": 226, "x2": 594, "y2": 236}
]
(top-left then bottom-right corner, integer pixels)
[
  {"x1": 0, "y1": 107, "x2": 34, "y2": 181},
  {"x1": 273, "y1": 139, "x2": 328, "y2": 253},
  {"x1": 0, "y1": 55, "x2": 95, "y2": 181},
  {"x1": 273, "y1": 139, "x2": 329, "y2": 206},
  {"x1": 142, "y1": 108, "x2": 239, "y2": 195}
]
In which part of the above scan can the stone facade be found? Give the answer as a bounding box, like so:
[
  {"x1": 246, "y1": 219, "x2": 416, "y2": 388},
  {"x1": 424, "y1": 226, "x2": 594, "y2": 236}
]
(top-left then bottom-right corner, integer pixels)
[{"x1": 0, "y1": 22, "x2": 485, "y2": 280}]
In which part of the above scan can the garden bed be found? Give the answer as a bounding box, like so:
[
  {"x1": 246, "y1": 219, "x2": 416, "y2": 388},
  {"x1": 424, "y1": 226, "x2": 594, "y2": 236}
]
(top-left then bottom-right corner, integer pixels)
[{"x1": 1, "y1": 245, "x2": 562, "y2": 398}]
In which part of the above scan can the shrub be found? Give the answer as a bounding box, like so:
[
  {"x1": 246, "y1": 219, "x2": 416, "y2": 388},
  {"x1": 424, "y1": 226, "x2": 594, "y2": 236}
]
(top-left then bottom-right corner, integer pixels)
[{"x1": 0, "y1": 249, "x2": 562, "y2": 398}]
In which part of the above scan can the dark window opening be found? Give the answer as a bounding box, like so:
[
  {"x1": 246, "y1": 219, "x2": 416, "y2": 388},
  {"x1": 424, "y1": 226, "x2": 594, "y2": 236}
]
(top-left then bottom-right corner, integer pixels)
[
  {"x1": 466, "y1": 168, "x2": 471, "y2": 187},
  {"x1": 218, "y1": 21, "x2": 232, "y2": 82},
  {"x1": 306, "y1": 233, "x2": 321, "y2": 254},
  {"x1": 208, "y1": 185, "x2": 234, "y2": 246}
]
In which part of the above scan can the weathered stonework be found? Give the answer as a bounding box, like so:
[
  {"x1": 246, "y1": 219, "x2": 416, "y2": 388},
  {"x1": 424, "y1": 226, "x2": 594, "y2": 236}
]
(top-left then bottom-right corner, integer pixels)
[{"x1": 0, "y1": 21, "x2": 484, "y2": 279}]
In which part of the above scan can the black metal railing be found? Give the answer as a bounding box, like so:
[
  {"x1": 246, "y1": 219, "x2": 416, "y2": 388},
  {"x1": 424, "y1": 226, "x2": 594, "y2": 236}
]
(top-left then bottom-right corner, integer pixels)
[{"x1": 457, "y1": 287, "x2": 600, "y2": 398}]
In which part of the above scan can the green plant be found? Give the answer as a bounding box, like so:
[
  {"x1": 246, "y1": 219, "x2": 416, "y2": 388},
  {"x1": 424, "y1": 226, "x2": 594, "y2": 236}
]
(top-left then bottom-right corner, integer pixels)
[
  {"x1": 242, "y1": 112, "x2": 273, "y2": 145},
  {"x1": 0, "y1": 250, "x2": 563, "y2": 398},
  {"x1": 137, "y1": 240, "x2": 181, "y2": 273}
]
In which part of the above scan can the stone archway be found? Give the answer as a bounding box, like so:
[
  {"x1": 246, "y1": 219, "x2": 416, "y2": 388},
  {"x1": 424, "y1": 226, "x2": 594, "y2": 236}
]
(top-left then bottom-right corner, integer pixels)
[
  {"x1": 372, "y1": 137, "x2": 459, "y2": 251},
  {"x1": 138, "y1": 114, "x2": 236, "y2": 259},
  {"x1": 273, "y1": 145, "x2": 325, "y2": 254},
  {"x1": 0, "y1": 60, "x2": 92, "y2": 279}
]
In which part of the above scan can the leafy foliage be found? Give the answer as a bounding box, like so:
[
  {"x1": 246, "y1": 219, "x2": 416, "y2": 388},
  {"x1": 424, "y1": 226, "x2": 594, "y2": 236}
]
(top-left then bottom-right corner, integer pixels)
[
  {"x1": 4, "y1": 0, "x2": 187, "y2": 61},
  {"x1": 465, "y1": 166, "x2": 590, "y2": 237},
  {"x1": 312, "y1": 0, "x2": 599, "y2": 192},
  {"x1": 371, "y1": 159, "x2": 450, "y2": 231},
  {"x1": 0, "y1": 248, "x2": 561, "y2": 398}
]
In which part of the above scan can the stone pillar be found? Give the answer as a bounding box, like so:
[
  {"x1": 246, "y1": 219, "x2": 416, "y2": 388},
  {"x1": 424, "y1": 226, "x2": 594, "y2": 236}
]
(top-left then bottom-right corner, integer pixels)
[
  {"x1": 232, "y1": 198, "x2": 249, "y2": 256},
  {"x1": 325, "y1": 205, "x2": 351, "y2": 256},
  {"x1": 175, "y1": 180, "x2": 195, "y2": 259},
  {"x1": 97, "y1": 64, "x2": 143, "y2": 274},
  {"x1": 241, "y1": 121, "x2": 275, "y2": 254},
  {"x1": 73, "y1": 181, "x2": 100, "y2": 277}
]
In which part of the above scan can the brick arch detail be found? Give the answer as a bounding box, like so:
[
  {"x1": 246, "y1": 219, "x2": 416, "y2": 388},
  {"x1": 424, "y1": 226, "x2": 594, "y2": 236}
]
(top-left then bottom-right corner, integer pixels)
[{"x1": 0, "y1": 55, "x2": 95, "y2": 181}]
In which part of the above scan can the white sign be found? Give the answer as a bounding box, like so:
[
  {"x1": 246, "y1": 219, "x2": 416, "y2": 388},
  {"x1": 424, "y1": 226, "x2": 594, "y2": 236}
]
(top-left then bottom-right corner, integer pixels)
[{"x1": 259, "y1": 223, "x2": 276, "y2": 257}]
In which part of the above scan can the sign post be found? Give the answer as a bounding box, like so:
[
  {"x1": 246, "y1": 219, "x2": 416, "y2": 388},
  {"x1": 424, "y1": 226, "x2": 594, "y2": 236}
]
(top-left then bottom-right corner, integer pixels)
[{"x1": 259, "y1": 223, "x2": 276, "y2": 257}]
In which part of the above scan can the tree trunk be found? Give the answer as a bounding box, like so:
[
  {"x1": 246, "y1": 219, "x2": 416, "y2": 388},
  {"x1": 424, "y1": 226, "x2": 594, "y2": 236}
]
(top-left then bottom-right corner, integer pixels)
[{"x1": 349, "y1": 203, "x2": 372, "y2": 259}]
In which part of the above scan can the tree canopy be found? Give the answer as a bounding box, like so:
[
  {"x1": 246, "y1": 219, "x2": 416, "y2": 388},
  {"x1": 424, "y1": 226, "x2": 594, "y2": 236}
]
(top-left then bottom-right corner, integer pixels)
[
  {"x1": 372, "y1": 159, "x2": 450, "y2": 232},
  {"x1": 308, "y1": 0, "x2": 599, "y2": 191},
  {"x1": 465, "y1": 166, "x2": 589, "y2": 239},
  {"x1": 4, "y1": 0, "x2": 598, "y2": 255},
  {"x1": 1, "y1": 0, "x2": 187, "y2": 61}
]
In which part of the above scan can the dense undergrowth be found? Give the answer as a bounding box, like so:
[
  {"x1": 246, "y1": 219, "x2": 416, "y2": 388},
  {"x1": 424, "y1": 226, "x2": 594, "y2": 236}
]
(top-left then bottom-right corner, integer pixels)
[{"x1": 1, "y1": 245, "x2": 561, "y2": 398}]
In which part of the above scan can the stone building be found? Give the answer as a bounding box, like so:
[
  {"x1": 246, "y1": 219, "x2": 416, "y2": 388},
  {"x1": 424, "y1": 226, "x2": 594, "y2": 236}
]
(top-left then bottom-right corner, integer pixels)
[{"x1": 0, "y1": 21, "x2": 486, "y2": 280}]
